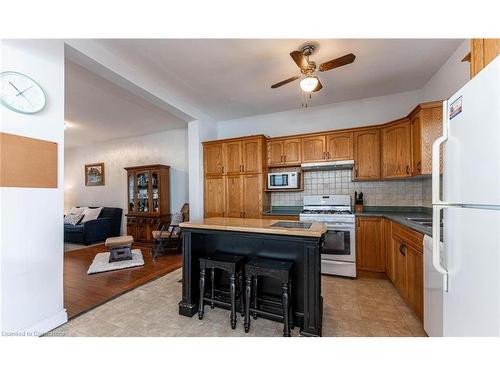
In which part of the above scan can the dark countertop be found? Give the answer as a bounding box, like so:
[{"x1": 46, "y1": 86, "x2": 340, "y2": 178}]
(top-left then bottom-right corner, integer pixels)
[
  {"x1": 356, "y1": 206, "x2": 433, "y2": 237},
  {"x1": 264, "y1": 205, "x2": 436, "y2": 237},
  {"x1": 263, "y1": 206, "x2": 302, "y2": 216}
]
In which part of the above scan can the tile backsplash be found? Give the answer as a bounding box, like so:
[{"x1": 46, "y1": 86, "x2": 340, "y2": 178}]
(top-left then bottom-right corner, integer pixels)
[{"x1": 271, "y1": 169, "x2": 432, "y2": 207}]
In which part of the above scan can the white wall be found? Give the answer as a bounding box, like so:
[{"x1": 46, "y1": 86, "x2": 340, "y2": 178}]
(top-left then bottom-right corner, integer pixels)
[
  {"x1": 422, "y1": 40, "x2": 470, "y2": 101},
  {"x1": 188, "y1": 117, "x2": 217, "y2": 220},
  {"x1": 64, "y1": 128, "x2": 189, "y2": 233},
  {"x1": 0, "y1": 40, "x2": 67, "y2": 335},
  {"x1": 217, "y1": 90, "x2": 423, "y2": 139}
]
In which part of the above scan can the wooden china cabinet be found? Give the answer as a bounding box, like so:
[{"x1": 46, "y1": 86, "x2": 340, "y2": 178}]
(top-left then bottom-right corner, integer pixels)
[{"x1": 124, "y1": 164, "x2": 171, "y2": 242}]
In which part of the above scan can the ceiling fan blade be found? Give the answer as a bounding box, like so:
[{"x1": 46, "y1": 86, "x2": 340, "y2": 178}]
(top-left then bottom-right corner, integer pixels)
[
  {"x1": 313, "y1": 79, "x2": 323, "y2": 92},
  {"x1": 271, "y1": 76, "x2": 300, "y2": 89},
  {"x1": 290, "y1": 50, "x2": 309, "y2": 70},
  {"x1": 319, "y1": 53, "x2": 356, "y2": 72}
]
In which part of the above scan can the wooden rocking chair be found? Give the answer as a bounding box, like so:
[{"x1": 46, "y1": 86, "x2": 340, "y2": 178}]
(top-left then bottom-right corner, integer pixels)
[{"x1": 151, "y1": 203, "x2": 189, "y2": 260}]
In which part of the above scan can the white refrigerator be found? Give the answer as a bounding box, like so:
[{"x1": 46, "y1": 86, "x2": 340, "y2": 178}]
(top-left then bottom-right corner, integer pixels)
[{"x1": 427, "y1": 55, "x2": 500, "y2": 336}]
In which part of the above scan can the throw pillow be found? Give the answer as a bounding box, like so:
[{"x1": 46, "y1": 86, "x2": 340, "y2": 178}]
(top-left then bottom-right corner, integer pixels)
[
  {"x1": 68, "y1": 206, "x2": 84, "y2": 216},
  {"x1": 81, "y1": 207, "x2": 103, "y2": 223},
  {"x1": 64, "y1": 213, "x2": 84, "y2": 226}
]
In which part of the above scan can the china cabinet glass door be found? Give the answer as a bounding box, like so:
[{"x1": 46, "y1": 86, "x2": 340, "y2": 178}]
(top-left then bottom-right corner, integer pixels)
[
  {"x1": 151, "y1": 170, "x2": 160, "y2": 213},
  {"x1": 136, "y1": 170, "x2": 150, "y2": 213},
  {"x1": 128, "y1": 173, "x2": 136, "y2": 211}
]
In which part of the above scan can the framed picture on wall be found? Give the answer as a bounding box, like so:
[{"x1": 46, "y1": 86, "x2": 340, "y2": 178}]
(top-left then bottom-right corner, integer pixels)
[{"x1": 85, "y1": 162, "x2": 105, "y2": 186}]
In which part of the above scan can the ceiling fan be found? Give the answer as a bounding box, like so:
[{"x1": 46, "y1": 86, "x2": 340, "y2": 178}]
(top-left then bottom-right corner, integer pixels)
[{"x1": 271, "y1": 45, "x2": 356, "y2": 93}]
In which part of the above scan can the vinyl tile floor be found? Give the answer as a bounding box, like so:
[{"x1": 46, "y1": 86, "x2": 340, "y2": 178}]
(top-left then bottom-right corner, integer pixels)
[{"x1": 47, "y1": 268, "x2": 426, "y2": 337}]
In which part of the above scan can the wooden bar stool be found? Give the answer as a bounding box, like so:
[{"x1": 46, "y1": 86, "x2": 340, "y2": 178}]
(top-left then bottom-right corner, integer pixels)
[
  {"x1": 244, "y1": 257, "x2": 294, "y2": 337},
  {"x1": 198, "y1": 252, "x2": 246, "y2": 329}
]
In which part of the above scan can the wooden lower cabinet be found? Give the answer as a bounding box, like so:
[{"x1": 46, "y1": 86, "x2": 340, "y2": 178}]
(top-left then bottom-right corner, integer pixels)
[
  {"x1": 357, "y1": 216, "x2": 424, "y2": 321},
  {"x1": 242, "y1": 174, "x2": 263, "y2": 218},
  {"x1": 204, "y1": 176, "x2": 225, "y2": 217},
  {"x1": 390, "y1": 222, "x2": 424, "y2": 321},
  {"x1": 126, "y1": 215, "x2": 168, "y2": 243},
  {"x1": 383, "y1": 219, "x2": 394, "y2": 281},
  {"x1": 356, "y1": 217, "x2": 385, "y2": 272},
  {"x1": 406, "y1": 244, "x2": 424, "y2": 321},
  {"x1": 225, "y1": 175, "x2": 243, "y2": 218},
  {"x1": 392, "y1": 236, "x2": 408, "y2": 299},
  {"x1": 204, "y1": 173, "x2": 268, "y2": 219}
]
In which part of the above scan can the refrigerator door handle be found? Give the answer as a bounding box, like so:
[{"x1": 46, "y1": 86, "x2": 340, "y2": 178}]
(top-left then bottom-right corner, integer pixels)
[
  {"x1": 432, "y1": 100, "x2": 451, "y2": 206},
  {"x1": 432, "y1": 205, "x2": 448, "y2": 292},
  {"x1": 431, "y1": 100, "x2": 449, "y2": 292}
]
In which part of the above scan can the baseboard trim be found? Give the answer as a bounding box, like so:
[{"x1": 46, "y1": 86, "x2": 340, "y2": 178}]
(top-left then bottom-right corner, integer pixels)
[{"x1": 26, "y1": 309, "x2": 68, "y2": 336}]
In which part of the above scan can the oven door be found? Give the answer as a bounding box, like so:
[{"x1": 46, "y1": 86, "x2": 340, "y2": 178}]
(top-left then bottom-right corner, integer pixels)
[{"x1": 322, "y1": 224, "x2": 356, "y2": 263}]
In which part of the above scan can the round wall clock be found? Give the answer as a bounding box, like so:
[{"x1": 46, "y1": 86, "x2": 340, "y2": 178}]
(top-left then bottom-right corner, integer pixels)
[{"x1": 0, "y1": 71, "x2": 47, "y2": 114}]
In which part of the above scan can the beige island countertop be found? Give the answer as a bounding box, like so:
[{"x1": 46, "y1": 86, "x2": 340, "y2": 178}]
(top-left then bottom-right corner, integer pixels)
[{"x1": 179, "y1": 217, "x2": 327, "y2": 238}]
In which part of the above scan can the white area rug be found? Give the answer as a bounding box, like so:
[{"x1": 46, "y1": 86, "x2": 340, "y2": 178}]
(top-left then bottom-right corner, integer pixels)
[{"x1": 87, "y1": 249, "x2": 144, "y2": 275}]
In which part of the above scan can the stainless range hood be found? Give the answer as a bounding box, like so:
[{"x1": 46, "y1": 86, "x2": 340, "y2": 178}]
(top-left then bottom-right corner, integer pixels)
[{"x1": 301, "y1": 160, "x2": 354, "y2": 171}]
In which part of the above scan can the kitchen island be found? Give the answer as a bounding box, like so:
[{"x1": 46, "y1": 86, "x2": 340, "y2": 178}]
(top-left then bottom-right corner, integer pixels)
[{"x1": 178, "y1": 217, "x2": 326, "y2": 337}]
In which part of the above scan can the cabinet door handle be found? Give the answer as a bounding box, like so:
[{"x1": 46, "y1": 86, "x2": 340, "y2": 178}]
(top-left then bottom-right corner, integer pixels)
[
  {"x1": 323, "y1": 151, "x2": 326, "y2": 159},
  {"x1": 243, "y1": 212, "x2": 246, "y2": 218},
  {"x1": 242, "y1": 165, "x2": 244, "y2": 172},
  {"x1": 283, "y1": 155, "x2": 286, "y2": 163},
  {"x1": 406, "y1": 165, "x2": 410, "y2": 175},
  {"x1": 417, "y1": 161, "x2": 421, "y2": 172},
  {"x1": 399, "y1": 243, "x2": 406, "y2": 256},
  {"x1": 222, "y1": 166, "x2": 225, "y2": 174},
  {"x1": 327, "y1": 151, "x2": 330, "y2": 159},
  {"x1": 355, "y1": 168, "x2": 359, "y2": 178}
]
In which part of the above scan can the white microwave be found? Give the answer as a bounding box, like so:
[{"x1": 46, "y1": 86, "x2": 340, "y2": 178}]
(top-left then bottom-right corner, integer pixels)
[{"x1": 267, "y1": 172, "x2": 299, "y2": 189}]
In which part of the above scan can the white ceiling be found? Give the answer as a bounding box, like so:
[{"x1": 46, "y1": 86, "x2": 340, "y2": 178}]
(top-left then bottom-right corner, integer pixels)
[
  {"x1": 96, "y1": 39, "x2": 464, "y2": 120},
  {"x1": 64, "y1": 59, "x2": 186, "y2": 148}
]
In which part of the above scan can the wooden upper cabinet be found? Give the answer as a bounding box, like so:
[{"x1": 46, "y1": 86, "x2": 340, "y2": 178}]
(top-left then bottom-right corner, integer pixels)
[
  {"x1": 283, "y1": 138, "x2": 301, "y2": 165},
  {"x1": 301, "y1": 135, "x2": 326, "y2": 163},
  {"x1": 356, "y1": 217, "x2": 385, "y2": 272},
  {"x1": 267, "y1": 138, "x2": 301, "y2": 166},
  {"x1": 353, "y1": 129, "x2": 380, "y2": 180},
  {"x1": 241, "y1": 138, "x2": 263, "y2": 174},
  {"x1": 204, "y1": 176, "x2": 225, "y2": 218},
  {"x1": 225, "y1": 175, "x2": 243, "y2": 218},
  {"x1": 204, "y1": 143, "x2": 224, "y2": 175},
  {"x1": 223, "y1": 141, "x2": 242, "y2": 175},
  {"x1": 267, "y1": 140, "x2": 284, "y2": 166},
  {"x1": 242, "y1": 174, "x2": 262, "y2": 218},
  {"x1": 326, "y1": 132, "x2": 353, "y2": 161},
  {"x1": 471, "y1": 38, "x2": 500, "y2": 78},
  {"x1": 411, "y1": 104, "x2": 443, "y2": 176},
  {"x1": 381, "y1": 120, "x2": 412, "y2": 179}
]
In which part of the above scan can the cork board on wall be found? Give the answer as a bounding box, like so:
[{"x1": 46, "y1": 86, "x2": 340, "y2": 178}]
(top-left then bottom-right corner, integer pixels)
[{"x1": 0, "y1": 132, "x2": 58, "y2": 188}]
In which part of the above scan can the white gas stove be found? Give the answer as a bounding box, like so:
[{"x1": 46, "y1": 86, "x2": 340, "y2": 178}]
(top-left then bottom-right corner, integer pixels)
[{"x1": 299, "y1": 195, "x2": 356, "y2": 278}]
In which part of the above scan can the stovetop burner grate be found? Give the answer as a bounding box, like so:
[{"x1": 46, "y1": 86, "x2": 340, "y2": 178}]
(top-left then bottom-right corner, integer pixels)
[{"x1": 301, "y1": 209, "x2": 353, "y2": 215}]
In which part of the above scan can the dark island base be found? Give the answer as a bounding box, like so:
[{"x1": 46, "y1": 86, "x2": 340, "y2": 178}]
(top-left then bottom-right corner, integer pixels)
[{"x1": 178, "y1": 228, "x2": 324, "y2": 337}]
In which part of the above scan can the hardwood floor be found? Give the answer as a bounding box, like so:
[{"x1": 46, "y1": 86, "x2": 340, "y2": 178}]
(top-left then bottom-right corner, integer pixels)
[{"x1": 64, "y1": 243, "x2": 182, "y2": 319}]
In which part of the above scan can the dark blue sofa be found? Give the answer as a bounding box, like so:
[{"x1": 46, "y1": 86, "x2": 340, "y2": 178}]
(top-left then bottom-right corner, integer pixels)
[{"x1": 64, "y1": 207, "x2": 123, "y2": 245}]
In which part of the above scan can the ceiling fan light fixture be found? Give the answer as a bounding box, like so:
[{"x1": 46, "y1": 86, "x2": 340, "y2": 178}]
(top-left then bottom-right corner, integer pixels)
[{"x1": 300, "y1": 76, "x2": 319, "y2": 93}]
